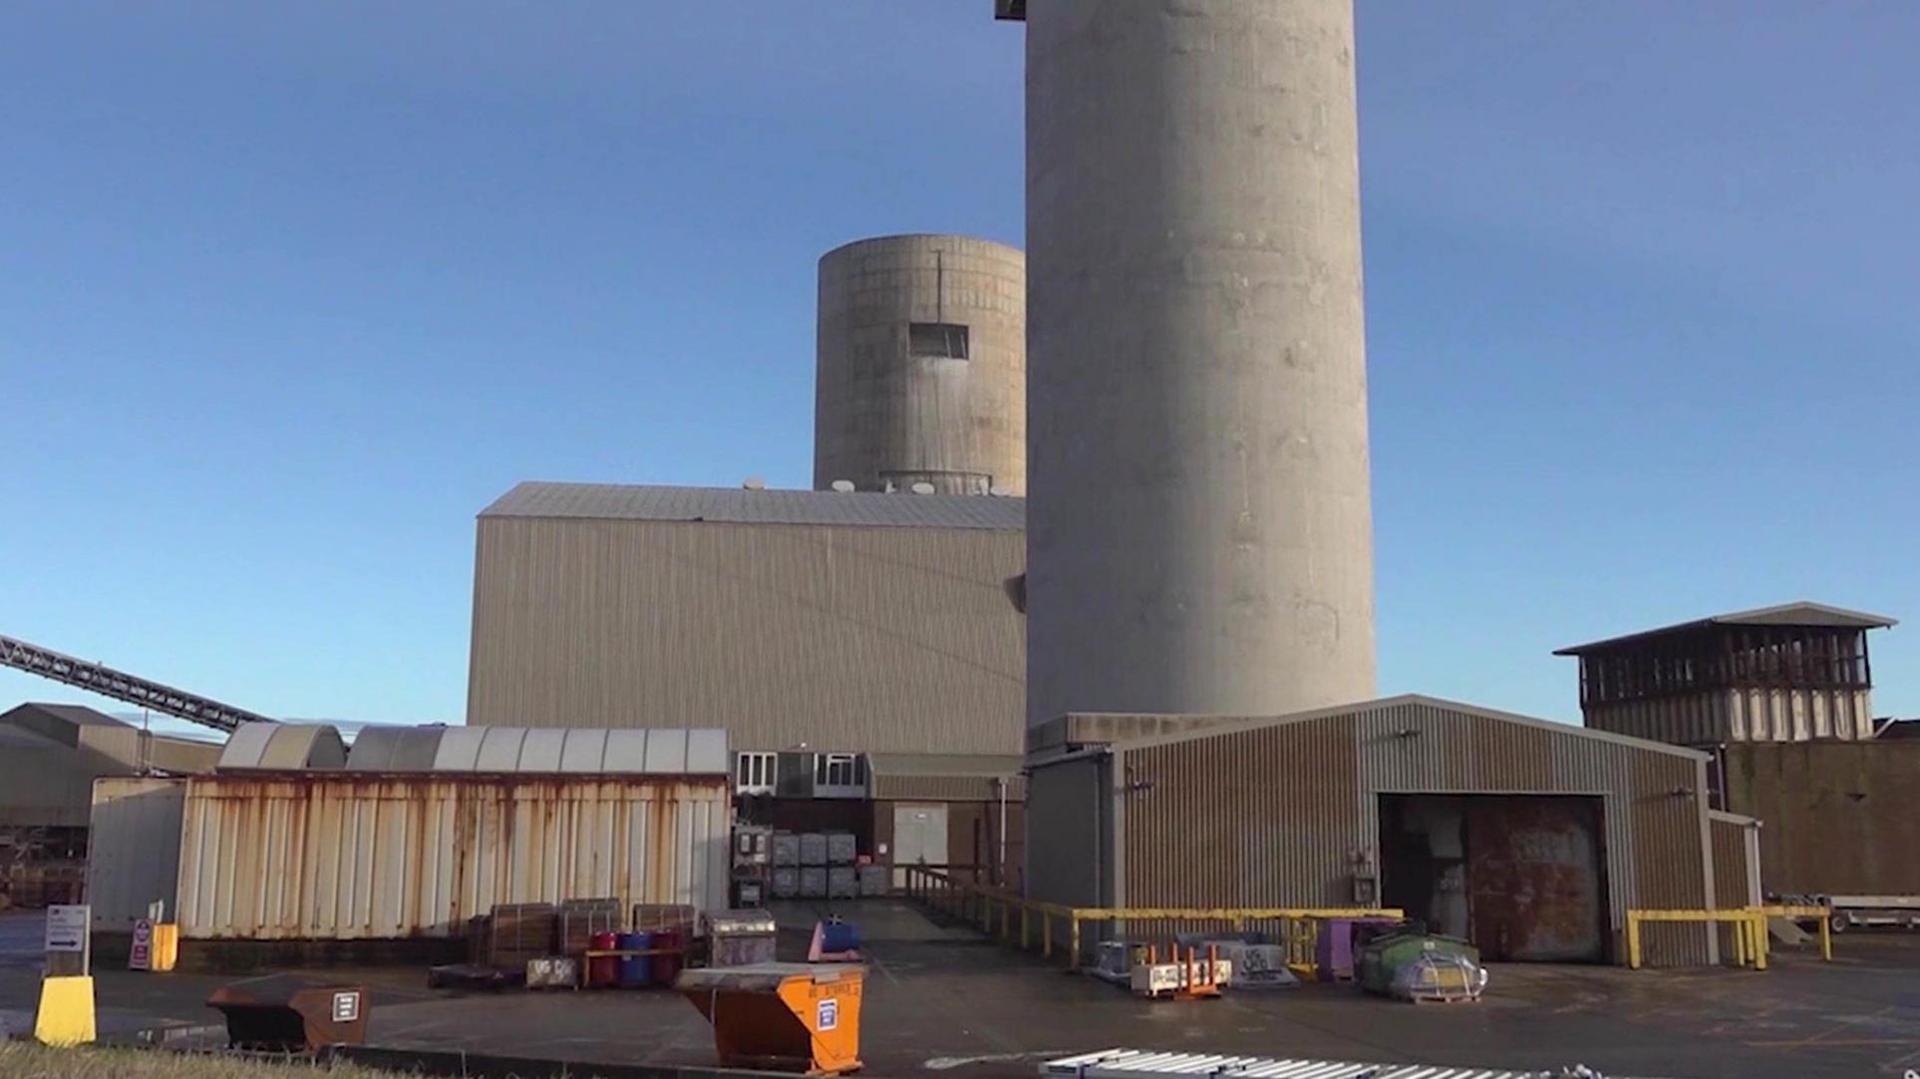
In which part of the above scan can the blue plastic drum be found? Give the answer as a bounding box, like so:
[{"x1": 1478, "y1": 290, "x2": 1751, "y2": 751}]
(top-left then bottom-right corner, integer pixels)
[{"x1": 616, "y1": 931, "x2": 653, "y2": 988}]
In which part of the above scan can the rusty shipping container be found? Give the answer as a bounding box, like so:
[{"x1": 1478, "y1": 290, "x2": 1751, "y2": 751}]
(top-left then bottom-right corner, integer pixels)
[{"x1": 175, "y1": 774, "x2": 729, "y2": 941}]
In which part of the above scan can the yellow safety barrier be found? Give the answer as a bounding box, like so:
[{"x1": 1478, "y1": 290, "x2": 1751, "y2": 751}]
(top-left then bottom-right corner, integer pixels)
[
  {"x1": 1625, "y1": 904, "x2": 1835, "y2": 971},
  {"x1": 902, "y1": 865, "x2": 1401, "y2": 977},
  {"x1": 1627, "y1": 908, "x2": 1764, "y2": 970},
  {"x1": 1749, "y1": 904, "x2": 1834, "y2": 965}
]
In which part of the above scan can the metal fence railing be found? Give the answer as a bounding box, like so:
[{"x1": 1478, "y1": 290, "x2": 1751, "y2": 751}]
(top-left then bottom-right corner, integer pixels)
[{"x1": 901, "y1": 865, "x2": 1402, "y2": 978}]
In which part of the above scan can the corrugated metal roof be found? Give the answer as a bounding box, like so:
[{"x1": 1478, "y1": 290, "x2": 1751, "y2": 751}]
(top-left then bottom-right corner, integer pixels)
[
  {"x1": 480, "y1": 481, "x2": 1024, "y2": 532},
  {"x1": 1555, "y1": 601, "x2": 1898, "y2": 655},
  {"x1": 217, "y1": 723, "x2": 348, "y2": 771},
  {"x1": 339, "y1": 725, "x2": 728, "y2": 774},
  {"x1": 1042, "y1": 694, "x2": 1709, "y2": 762},
  {"x1": 14, "y1": 703, "x2": 125, "y2": 728}
]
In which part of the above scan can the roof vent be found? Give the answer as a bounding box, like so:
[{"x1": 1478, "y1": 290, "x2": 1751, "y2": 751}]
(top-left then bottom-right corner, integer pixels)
[
  {"x1": 909, "y1": 482, "x2": 936, "y2": 495},
  {"x1": 742, "y1": 476, "x2": 767, "y2": 491},
  {"x1": 830, "y1": 480, "x2": 855, "y2": 493}
]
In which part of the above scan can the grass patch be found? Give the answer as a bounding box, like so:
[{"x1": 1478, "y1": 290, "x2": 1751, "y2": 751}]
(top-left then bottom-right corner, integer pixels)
[{"x1": 0, "y1": 1044, "x2": 396, "y2": 1079}]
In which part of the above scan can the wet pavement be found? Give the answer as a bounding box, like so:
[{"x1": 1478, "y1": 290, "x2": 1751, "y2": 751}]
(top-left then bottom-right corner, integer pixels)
[{"x1": 5, "y1": 905, "x2": 1919, "y2": 1078}]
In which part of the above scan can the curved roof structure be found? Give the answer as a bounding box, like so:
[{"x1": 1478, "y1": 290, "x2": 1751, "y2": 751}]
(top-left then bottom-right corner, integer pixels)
[
  {"x1": 217, "y1": 722, "x2": 348, "y2": 771},
  {"x1": 342, "y1": 726, "x2": 727, "y2": 775}
]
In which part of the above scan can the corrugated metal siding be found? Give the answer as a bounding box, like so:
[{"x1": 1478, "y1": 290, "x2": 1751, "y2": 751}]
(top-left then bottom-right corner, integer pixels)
[
  {"x1": 86, "y1": 777, "x2": 188, "y2": 931},
  {"x1": 1727, "y1": 687, "x2": 1873, "y2": 742},
  {"x1": 467, "y1": 516, "x2": 1024, "y2": 754},
  {"x1": 1107, "y1": 700, "x2": 1713, "y2": 966},
  {"x1": 1710, "y1": 813, "x2": 1756, "y2": 909},
  {"x1": 871, "y1": 773, "x2": 1025, "y2": 802},
  {"x1": 1584, "y1": 694, "x2": 1728, "y2": 747},
  {"x1": 1724, "y1": 742, "x2": 1920, "y2": 894},
  {"x1": 0, "y1": 733, "x2": 116, "y2": 827},
  {"x1": 175, "y1": 775, "x2": 729, "y2": 940},
  {"x1": 1588, "y1": 688, "x2": 1877, "y2": 746},
  {"x1": 1125, "y1": 717, "x2": 1360, "y2": 909}
]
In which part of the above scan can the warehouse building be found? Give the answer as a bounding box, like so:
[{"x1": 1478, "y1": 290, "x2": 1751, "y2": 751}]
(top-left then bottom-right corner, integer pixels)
[
  {"x1": 466, "y1": 481, "x2": 1027, "y2": 882},
  {"x1": 0, "y1": 702, "x2": 220, "y2": 906},
  {"x1": 1558, "y1": 602, "x2": 1914, "y2": 897},
  {"x1": 1025, "y1": 696, "x2": 1724, "y2": 967},
  {"x1": 87, "y1": 723, "x2": 732, "y2": 957}
]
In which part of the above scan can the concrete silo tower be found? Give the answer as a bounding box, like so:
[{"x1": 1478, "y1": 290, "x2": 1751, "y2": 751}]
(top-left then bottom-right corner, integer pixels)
[
  {"x1": 814, "y1": 235, "x2": 1026, "y2": 496},
  {"x1": 1014, "y1": 1, "x2": 1377, "y2": 724}
]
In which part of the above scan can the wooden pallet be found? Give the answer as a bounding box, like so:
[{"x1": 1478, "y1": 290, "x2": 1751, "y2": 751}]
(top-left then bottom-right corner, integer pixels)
[{"x1": 1405, "y1": 990, "x2": 1480, "y2": 1005}]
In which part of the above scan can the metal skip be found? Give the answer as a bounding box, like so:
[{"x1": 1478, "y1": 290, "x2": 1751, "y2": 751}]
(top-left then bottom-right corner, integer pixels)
[{"x1": 678, "y1": 962, "x2": 866, "y2": 1075}]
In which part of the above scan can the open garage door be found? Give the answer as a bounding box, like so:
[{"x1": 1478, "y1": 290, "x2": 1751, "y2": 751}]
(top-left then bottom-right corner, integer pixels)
[{"x1": 1380, "y1": 794, "x2": 1609, "y2": 963}]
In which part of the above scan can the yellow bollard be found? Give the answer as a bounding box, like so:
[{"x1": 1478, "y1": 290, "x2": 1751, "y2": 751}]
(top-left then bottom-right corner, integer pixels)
[
  {"x1": 1043, "y1": 913, "x2": 1053, "y2": 960},
  {"x1": 1818, "y1": 911, "x2": 1832, "y2": 962},
  {"x1": 1069, "y1": 916, "x2": 1082, "y2": 971},
  {"x1": 1626, "y1": 913, "x2": 1643, "y2": 970},
  {"x1": 34, "y1": 975, "x2": 96, "y2": 1047}
]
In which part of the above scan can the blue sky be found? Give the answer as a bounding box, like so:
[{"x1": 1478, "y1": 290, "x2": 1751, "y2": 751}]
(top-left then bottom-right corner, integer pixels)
[{"x1": 2, "y1": 2, "x2": 1914, "y2": 734}]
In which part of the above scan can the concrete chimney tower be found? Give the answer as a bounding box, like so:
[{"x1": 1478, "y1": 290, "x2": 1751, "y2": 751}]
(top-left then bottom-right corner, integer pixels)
[
  {"x1": 1012, "y1": 1, "x2": 1377, "y2": 725},
  {"x1": 814, "y1": 235, "x2": 1026, "y2": 496}
]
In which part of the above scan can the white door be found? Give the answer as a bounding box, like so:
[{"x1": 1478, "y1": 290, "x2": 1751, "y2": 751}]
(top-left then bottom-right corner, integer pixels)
[{"x1": 891, "y1": 804, "x2": 948, "y2": 888}]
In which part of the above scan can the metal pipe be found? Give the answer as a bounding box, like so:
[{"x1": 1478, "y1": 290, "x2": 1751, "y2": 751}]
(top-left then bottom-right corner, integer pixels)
[{"x1": 997, "y1": 775, "x2": 1008, "y2": 888}]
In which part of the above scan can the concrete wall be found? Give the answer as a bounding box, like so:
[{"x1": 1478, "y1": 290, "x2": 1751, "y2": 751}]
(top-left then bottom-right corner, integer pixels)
[
  {"x1": 467, "y1": 515, "x2": 1025, "y2": 755},
  {"x1": 1724, "y1": 742, "x2": 1920, "y2": 895},
  {"x1": 815, "y1": 235, "x2": 1025, "y2": 495},
  {"x1": 1023, "y1": 1, "x2": 1376, "y2": 727}
]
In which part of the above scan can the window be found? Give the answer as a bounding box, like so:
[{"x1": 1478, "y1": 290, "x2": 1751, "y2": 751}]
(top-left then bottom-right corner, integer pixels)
[
  {"x1": 735, "y1": 752, "x2": 776, "y2": 794},
  {"x1": 814, "y1": 752, "x2": 864, "y2": 789},
  {"x1": 908, "y1": 322, "x2": 970, "y2": 360}
]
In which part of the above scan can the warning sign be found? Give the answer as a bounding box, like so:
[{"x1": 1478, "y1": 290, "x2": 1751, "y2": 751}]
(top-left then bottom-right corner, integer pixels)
[
  {"x1": 129, "y1": 919, "x2": 153, "y2": 971},
  {"x1": 816, "y1": 996, "x2": 838, "y2": 1032},
  {"x1": 331, "y1": 991, "x2": 360, "y2": 1023}
]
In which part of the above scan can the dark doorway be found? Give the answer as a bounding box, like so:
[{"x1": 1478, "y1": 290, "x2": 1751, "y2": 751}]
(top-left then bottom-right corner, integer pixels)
[{"x1": 1379, "y1": 794, "x2": 1609, "y2": 962}]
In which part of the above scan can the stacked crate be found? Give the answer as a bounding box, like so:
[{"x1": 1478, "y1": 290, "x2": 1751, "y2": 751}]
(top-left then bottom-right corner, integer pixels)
[
  {"x1": 800, "y1": 832, "x2": 829, "y2": 898},
  {"x1": 486, "y1": 902, "x2": 558, "y2": 972},
  {"x1": 771, "y1": 832, "x2": 801, "y2": 899},
  {"x1": 558, "y1": 897, "x2": 623, "y2": 956}
]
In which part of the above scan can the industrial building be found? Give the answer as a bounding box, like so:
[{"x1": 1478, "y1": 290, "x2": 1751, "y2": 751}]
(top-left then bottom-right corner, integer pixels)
[
  {"x1": 1559, "y1": 602, "x2": 1915, "y2": 898},
  {"x1": 1018, "y1": 1, "x2": 1378, "y2": 727},
  {"x1": 815, "y1": 234, "x2": 1025, "y2": 496},
  {"x1": 465, "y1": 480, "x2": 1027, "y2": 882},
  {"x1": 1025, "y1": 696, "x2": 1727, "y2": 967},
  {"x1": 86, "y1": 724, "x2": 732, "y2": 952},
  {"x1": 0, "y1": 702, "x2": 219, "y2": 906},
  {"x1": 1555, "y1": 601, "x2": 1894, "y2": 745}
]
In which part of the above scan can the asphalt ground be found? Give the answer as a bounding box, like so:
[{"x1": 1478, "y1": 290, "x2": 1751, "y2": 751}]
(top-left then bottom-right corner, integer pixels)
[{"x1": 4, "y1": 904, "x2": 1918, "y2": 1079}]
